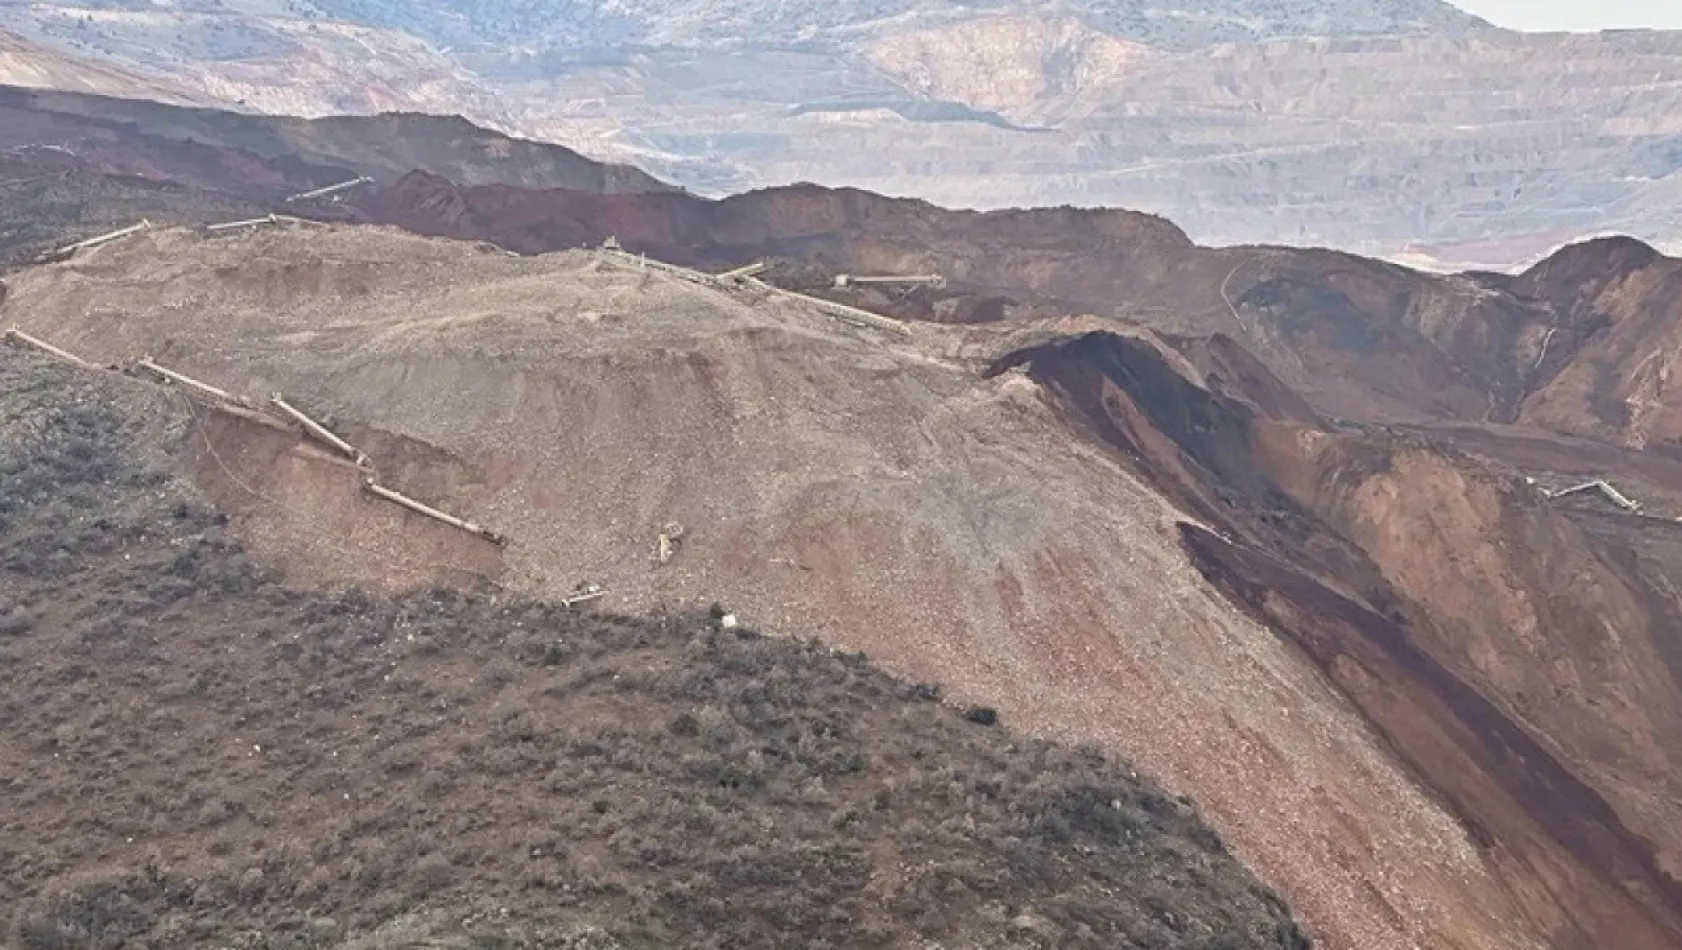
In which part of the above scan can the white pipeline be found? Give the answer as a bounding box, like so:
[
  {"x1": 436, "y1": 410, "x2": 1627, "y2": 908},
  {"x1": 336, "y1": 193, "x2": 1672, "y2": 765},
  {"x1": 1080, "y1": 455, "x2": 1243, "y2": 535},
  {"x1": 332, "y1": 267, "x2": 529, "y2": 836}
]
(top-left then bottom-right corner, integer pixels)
[
  {"x1": 51, "y1": 219, "x2": 152, "y2": 256},
  {"x1": 284, "y1": 176, "x2": 374, "y2": 204},
  {"x1": 3, "y1": 328, "x2": 94, "y2": 366},
  {"x1": 747, "y1": 279, "x2": 913, "y2": 338},
  {"x1": 834, "y1": 273, "x2": 945, "y2": 288},
  {"x1": 363, "y1": 479, "x2": 506, "y2": 545},
  {"x1": 270, "y1": 394, "x2": 368, "y2": 465},
  {"x1": 206, "y1": 214, "x2": 282, "y2": 232},
  {"x1": 135, "y1": 357, "x2": 247, "y2": 407}
]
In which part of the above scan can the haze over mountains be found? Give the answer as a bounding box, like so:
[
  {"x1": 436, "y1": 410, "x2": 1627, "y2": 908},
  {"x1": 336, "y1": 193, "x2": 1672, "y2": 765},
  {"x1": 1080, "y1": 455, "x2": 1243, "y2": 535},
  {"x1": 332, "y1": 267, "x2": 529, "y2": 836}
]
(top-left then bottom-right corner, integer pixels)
[{"x1": 3, "y1": 1, "x2": 1682, "y2": 265}]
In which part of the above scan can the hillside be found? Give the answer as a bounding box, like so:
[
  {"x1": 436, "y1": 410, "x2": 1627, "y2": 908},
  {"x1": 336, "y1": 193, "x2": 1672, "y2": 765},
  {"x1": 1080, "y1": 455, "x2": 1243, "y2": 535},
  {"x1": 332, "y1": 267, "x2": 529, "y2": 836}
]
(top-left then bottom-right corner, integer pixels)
[
  {"x1": 10, "y1": 4, "x2": 1682, "y2": 262},
  {"x1": 0, "y1": 351, "x2": 1311, "y2": 950},
  {"x1": 345, "y1": 172, "x2": 1682, "y2": 441},
  {"x1": 0, "y1": 27, "x2": 197, "y2": 103},
  {"x1": 1, "y1": 0, "x2": 1489, "y2": 56},
  {"x1": 8, "y1": 211, "x2": 1682, "y2": 950},
  {"x1": 6, "y1": 91, "x2": 1682, "y2": 950},
  {"x1": 0, "y1": 223, "x2": 1526, "y2": 950},
  {"x1": 0, "y1": 84, "x2": 673, "y2": 195}
]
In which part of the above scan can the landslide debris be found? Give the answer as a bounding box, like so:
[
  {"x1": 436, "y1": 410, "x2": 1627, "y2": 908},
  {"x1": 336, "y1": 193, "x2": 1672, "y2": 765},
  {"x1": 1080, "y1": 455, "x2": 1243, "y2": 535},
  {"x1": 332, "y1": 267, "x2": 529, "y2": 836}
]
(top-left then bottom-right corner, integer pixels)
[
  {"x1": 992, "y1": 326, "x2": 1682, "y2": 950},
  {"x1": 11, "y1": 92, "x2": 1682, "y2": 950},
  {"x1": 347, "y1": 173, "x2": 1682, "y2": 456},
  {"x1": 0, "y1": 351, "x2": 1311, "y2": 949},
  {"x1": 1, "y1": 225, "x2": 1518, "y2": 950}
]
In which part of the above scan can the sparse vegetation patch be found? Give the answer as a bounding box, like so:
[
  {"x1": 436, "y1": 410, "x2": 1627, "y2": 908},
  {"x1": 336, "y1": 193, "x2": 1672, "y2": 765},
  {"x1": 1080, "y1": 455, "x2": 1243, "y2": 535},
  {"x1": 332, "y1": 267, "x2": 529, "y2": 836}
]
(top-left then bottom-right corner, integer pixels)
[{"x1": 0, "y1": 354, "x2": 1309, "y2": 948}]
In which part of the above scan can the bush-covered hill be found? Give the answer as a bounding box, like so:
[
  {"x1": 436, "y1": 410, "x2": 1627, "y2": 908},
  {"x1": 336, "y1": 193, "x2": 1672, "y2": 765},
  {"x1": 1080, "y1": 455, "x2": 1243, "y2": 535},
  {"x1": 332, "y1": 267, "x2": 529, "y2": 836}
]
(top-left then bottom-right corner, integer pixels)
[{"x1": 0, "y1": 352, "x2": 1310, "y2": 948}]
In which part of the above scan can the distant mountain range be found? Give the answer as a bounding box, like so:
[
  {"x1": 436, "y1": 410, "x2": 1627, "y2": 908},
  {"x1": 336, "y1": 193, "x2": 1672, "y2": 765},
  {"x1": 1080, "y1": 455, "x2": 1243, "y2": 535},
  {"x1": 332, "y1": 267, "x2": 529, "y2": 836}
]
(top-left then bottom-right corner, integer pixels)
[
  {"x1": 6, "y1": 1, "x2": 1682, "y2": 267},
  {"x1": 59, "y1": 0, "x2": 1490, "y2": 52}
]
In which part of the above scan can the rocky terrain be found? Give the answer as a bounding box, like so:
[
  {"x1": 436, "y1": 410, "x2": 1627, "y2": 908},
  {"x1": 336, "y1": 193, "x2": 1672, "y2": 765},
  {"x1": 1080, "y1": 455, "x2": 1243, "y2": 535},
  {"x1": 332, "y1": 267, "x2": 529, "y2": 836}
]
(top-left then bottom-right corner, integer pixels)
[
  {"x1": 0, "y1": 352, "x2": 1314, "y2": 949},
  {"x1": 0, "y1": 27, "x2": 198, "y2": 104},
  {"x1": 339, "y1": 171, "x2": 1682, "y2": 445},
  {"x1": 0, "y1": 0, "x2": 1489, "y2": 59},
  {"x1": 6, "y1": 91, "x2": 1682, "y2": 950},
  {"x1": 0, "y1": 84, "x2": 672, "y2": 196},
  {"x1": 6, "y1": 3, "x2": 1682, "y2": 263},
  {"x1": 0, "y1": 82, "x2": 673, "y2": 262}
]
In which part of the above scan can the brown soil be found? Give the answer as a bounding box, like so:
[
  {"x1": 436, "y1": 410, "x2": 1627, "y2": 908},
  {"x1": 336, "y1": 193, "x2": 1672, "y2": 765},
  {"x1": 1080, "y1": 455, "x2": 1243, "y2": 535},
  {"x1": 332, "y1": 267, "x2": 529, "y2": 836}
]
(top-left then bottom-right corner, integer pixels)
[
  {"x1": 9, "y1": 94, "x2": 1682, "y2": 950},
  {"x1": 0, "y1": 226, "x2": 1563, "y2": 950},
  {"x1": 0, "y1": 351, "x2": 1310, "y2": 949},
  {"x1": 994, "y1": 327, "x2": 1682, "y2": 949},
  {"x1": 0, "y1": 150, "x2": 266, "y2": 268},
  {"x1": 0, "y1": 83, "x2": 672, "y2": 199},
  {"x1": 347, "y1": 171, "x2": 1682, "y2": 460}
]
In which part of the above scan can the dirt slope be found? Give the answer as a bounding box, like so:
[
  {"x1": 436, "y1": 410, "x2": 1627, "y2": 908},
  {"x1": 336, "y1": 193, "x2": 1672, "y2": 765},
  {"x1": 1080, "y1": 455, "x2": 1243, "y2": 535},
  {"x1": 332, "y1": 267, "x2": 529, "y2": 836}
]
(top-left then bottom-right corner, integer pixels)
[
  {"x1": 7, "y1": 98, "x2": 1682, "y2": 948},
  {"x1": 0, "y1": 84, "x2": 674, "y2": 198},
  {"x1": 347, "y1": 173, "x2": 1562, "y2": 428},
  {"x1": 15, "y1": 88, "x2": 1682, "y2": 453},
  {"x1": 0, "y1": 350, "x2": 1314, "y2": 950},
  {"x1": 994, "y1": 328, "x2": 1682, "y2": 949},
  {"x1": 1495, "y1": 237, "x2": 1682, "y2": 451},
  {"x1": 353, "y1": 172, "x2": 1682, "y2": 464},
  {"x1": 0, "y1": 28, "x2": 199, "y2": 104},
  {"x1": 0, "y1": 225, "x2": 1542, "y2": 950},
  {"x1": 0, "y1": 150, "x2": 270, "y2": 267}
]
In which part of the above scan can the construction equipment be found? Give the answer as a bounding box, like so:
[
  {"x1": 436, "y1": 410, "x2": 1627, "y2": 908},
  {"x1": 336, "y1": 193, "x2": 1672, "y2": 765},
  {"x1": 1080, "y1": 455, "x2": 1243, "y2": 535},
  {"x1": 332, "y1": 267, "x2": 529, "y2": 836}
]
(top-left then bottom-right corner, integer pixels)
[
  {"x1": 284, "y1": 176, "x2": 374, "y2": 204},
  {"x1": 832, "y1": 273, "x2": 945, "y2": 289}
]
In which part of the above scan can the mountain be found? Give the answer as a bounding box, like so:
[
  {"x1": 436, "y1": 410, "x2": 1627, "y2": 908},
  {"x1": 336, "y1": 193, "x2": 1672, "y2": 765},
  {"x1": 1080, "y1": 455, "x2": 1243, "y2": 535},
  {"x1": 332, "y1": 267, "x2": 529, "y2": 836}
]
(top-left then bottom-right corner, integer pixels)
[
  {"x1": 6, "y1": 89, "x2": 1682, "y2": 950},
  {"x1": 17, "y1": 2, "x2": 1682, "y2": 265},
  {"x1": 0, "y1": 26, "x2": 200, "y2": 103},
  {"x1": 0, "y1": 0, "x2": 1487, "y2": 59},
  {"x1": 0, "y1": 82, "x2": 672, "y2": 265},
  {"x1": 283, "y1": 0, "x2": 1488, "y2": 51},
  {"x1": 0, "y1": 350, "x2": 1312, "y2": 950}
]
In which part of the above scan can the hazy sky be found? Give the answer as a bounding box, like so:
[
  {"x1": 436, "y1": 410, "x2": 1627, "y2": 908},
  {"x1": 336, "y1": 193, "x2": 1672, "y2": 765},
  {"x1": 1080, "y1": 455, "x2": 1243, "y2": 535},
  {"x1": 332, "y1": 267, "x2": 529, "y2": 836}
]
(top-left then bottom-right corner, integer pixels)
[{"x1": 1453, "y1": 1, "x2": 1682, "y2": 31}]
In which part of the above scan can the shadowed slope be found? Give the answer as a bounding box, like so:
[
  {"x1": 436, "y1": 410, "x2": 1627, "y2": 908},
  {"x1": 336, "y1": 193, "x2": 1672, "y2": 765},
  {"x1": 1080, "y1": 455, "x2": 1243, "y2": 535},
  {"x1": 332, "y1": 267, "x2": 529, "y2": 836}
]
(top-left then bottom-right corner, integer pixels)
[{"x1": 991, "y1": 327, "x2": 1682, "y2": 950}]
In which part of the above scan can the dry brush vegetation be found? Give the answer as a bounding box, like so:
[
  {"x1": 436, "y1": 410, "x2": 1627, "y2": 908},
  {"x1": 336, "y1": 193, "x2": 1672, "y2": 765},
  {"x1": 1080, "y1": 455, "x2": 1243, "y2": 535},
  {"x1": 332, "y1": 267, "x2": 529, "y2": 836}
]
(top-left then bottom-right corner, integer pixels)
[{"x1": 0, "y1": 353, "x2": 1310, "y2": 949}]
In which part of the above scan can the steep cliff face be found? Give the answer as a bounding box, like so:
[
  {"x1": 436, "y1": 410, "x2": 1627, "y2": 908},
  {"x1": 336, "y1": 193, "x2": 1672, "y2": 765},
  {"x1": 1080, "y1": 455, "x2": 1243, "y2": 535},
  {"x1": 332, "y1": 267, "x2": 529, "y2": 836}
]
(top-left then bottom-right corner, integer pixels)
[
  {"x1": 991, "y1": 328, "x2": 1682, "y2": 950},
  {"x1": 1493, "y1": 238, "x2": 1682, "y2": 451}
]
